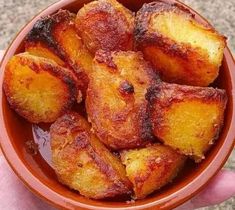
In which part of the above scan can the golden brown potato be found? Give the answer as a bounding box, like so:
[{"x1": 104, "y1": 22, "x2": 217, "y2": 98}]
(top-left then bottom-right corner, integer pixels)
[
  {"x1": 86, "y1": 50, "x2": 159, "y2": 150},
  {"x1": 146, "y1": 82, "x2": 227, "y2": 162},
  {"x1": 25, "y1": 41, "x2": 66, "y2": 67},
  {"x1": 135, "y1": 2, "x2": 226, "y2": 86},
  {"x1": 3, "y1": 53, "x2": 78, "y2": 123},
  {"x1": 50, "y1": 112, "x2": 132, "y2": 199},
  {"x1": 25, "y1": 9, "x2": 93, "y2": 97},
  {"x1": 75, "y1": 0, "x2": 134, "y2": 54},
  {"x1": 121, "y1": 144, "x2": 186, "y2": 199}
]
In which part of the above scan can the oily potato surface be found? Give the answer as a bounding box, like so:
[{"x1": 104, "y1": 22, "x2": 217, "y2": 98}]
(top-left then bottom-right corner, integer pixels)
[
  {"x1": 146, "y1": 82, "x2": 227, "y2": 161},
  {"x1": 50, "y1": 112, "x2": 132, "y2": 199},
  {"x1": 135, "y1": 2, "x2": 226, "y2": 86},
  {"x1": 86, "y1": 50, "x2": 159, "y2": 150},
  {"x1": 3, "y1": 53, "x2": 78, "y2": 123},
  {"x1": 25, "y1": 9, "x2": 93, "y2": 97},
  {"x1": 121, "y1": 144, "x2": 185, "y2": 199},
  {"x1": 75, "y1": 0, "x2": 134, "y2": 54},
  {"x1": 3, "y1": 0, "x2": 228, "y2": 201}
]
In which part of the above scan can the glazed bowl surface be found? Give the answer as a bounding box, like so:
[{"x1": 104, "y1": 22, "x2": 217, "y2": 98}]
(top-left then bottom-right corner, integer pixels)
[{"x1": 0, "y1": 0, "x2": 235, "y2": 209}]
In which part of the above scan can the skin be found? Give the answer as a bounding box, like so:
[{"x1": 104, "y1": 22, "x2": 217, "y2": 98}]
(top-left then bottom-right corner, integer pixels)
[{"x1": 1, "y1": 155, "x2": 234, "y2": 210}]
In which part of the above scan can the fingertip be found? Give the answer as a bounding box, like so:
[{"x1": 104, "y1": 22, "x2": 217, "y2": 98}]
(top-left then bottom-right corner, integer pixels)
[{"x1": 191, "y1": 170, "x2": 235, "y2": 208}]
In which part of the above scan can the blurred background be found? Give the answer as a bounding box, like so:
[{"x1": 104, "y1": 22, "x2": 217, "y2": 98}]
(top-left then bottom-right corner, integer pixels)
[{"x1": 0, "y1": 0, "x2": 234, "y2": 209}]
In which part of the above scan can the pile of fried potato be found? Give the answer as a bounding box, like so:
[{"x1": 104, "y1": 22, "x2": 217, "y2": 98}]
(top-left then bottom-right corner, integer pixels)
[{"x1": 3, "y1": 0, "x2": 227, "y2": 200}]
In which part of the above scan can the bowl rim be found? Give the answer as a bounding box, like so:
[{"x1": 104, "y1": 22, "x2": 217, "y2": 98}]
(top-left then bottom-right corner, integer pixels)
[{"x1": 0, "y1": 0, "x2": 235, "y2": 209}]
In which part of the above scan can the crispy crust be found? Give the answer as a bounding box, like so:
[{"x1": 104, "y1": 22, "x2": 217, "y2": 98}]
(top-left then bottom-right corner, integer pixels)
[
  {"x1": 86, "y1": 50, "x2": 159, "y2": 150},
  {"x1": 75, "y1": 0, "x2": 134, "y2": 54},
  {"x1": 25, "y1": 9, "x2": 92, "y2": 97},
  {"x1": 121, "y1": 144, "x2": 186, "y2": 199},
  {"x1": 135, "y1": 2, "x2": 226, "y2": 86},
  {"x1": 146, "y1": 82, "x2": 227, "y2": 104},
  {"x1": 50, "y1": 112, "x2": 132, "y2": 199},
  {"x1": 3, "y1": 53, "x2": 78, "y2": 123},
  {"x1": 25, "y1": 10, "x2": 75, "y2": 58},
  {"x1": 146, "y1": 82, "x2": 227, "y2": 161}
]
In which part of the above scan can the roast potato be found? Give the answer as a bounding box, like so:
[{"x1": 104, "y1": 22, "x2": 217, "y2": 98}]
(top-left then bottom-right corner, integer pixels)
[
  {"x1": 86, "y1": 50, "x2": 159, "y2": 150},
  {"x1": 135, "y1": 2, "x2": 226, "y2": 86},
  {"x1": 3, "y1": 53, "x2": 78, "y2": 123},
  {"x1": 121, "y1": 144, "x2": 186, "y2": 199},
  {"x1": 146, "y1": 82, "x2": 227, "y2": 161},
  {"x1": 50, "y1": 112, "x2": 132, "y2": 199},
  {"x1": 75, "y1": 0, "x2": 134, "y2": 54},
  {"x1": 25, "y1": 9, "x2": 93, "y2": 97}
]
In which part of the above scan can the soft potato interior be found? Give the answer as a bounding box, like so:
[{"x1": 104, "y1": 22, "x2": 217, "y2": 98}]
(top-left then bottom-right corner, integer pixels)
[
  {"x1": 3, "y1": 53, "x2": 78, "y2": 123},
  {"x1": 150, "y1": 12, "x2": 225, "y2": 65},
  {"x1": 50, "y1": 112, "x2": 132, "y2": 199},
  {"x1": 147, "y1": 83, "x2": 227, "y2": 161},
  {"x1": 86, "y1": 50, "x2": 158, "y2": 149},
  {"x1": 163, "y1": 101, "x2": 223, "y2": 160},
  {"x1": 121, "y1": 144, "x2": 185, "y2": 199}
]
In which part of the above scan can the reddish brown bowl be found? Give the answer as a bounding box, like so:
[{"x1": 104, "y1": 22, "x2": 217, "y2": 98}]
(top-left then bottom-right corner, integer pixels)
[{"x1": 0, "y1": 0, "x2": 235, "y2": 209}]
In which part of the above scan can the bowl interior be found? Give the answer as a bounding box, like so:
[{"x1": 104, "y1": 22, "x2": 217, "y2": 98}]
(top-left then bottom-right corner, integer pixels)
[{"x1": 1, "y1": 0, "x2": 235, "y2": 209}]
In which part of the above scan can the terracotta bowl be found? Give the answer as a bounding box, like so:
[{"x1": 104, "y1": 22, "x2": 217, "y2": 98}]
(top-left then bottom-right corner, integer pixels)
[{"x1": 0, "y1": 0, "x2": 235, "y2": 209}]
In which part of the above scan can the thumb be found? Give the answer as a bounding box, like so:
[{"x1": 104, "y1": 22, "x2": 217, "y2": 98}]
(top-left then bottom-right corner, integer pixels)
[
  {"x1": 0, "y1": 50, "x2": 5, "y2": 61},
  {"x1": 175, "y1": 170, "x2": 235, "y2": 210}
]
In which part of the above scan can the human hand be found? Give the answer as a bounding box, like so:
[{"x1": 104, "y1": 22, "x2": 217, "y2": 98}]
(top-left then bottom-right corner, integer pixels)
[
  {"x1": 175, "y1": 170, "x2": 235, "y2": 210},
  {"x1": 0, "y1": 50, "x2": 234, "y2": 210},
  {"x1": 1, "y1": 151, "x2": 235, "y2": 210}
]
